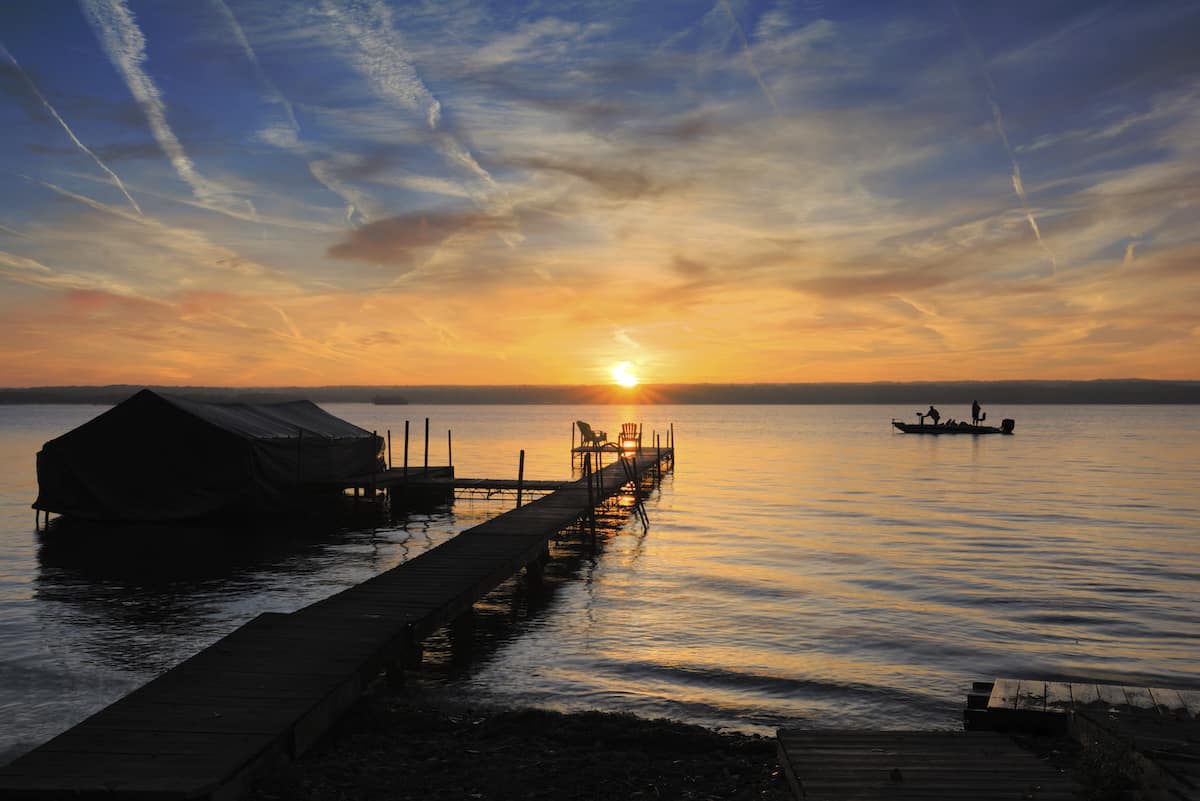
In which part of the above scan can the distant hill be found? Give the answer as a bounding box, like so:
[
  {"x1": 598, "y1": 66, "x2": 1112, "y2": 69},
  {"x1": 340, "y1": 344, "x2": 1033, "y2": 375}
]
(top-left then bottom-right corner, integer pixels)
[{"x1": 1, "y1": 380, "x2": 1198, "y2": 405}]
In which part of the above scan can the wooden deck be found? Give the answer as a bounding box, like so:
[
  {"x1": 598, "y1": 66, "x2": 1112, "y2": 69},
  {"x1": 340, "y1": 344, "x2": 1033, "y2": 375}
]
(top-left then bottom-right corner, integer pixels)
[
  {"x1": 330, "y1": 468, "x2": 568, "y2": 499},
  {"x1": 0, "y1": 447, "x2": 672, "y2": 800},
  {"x1": 966, "y1": 677, "x2": 1200, "y2": 800},
  {"x1": 776, "y1": 730, "x2": 1076, "y2": 801},
  {"x1": 965, "y1": 677, "x2": 1200, "y2": 732}
]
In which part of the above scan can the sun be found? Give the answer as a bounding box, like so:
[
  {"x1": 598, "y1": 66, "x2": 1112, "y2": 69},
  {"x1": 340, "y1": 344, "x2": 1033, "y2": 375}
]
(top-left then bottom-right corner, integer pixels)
[{"x1": 611, "y1": 362, "x2": 639, "y2": 388}]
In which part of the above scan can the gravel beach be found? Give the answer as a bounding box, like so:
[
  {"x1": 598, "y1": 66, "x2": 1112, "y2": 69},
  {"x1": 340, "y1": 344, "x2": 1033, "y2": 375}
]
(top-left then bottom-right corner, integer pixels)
[{"x1": 252, "y1": 683, "x2": 792, "y2": 801}]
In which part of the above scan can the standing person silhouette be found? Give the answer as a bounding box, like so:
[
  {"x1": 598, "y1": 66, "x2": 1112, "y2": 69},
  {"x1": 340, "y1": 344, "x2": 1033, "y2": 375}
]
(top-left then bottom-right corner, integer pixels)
[
  {"x1": 926, "y1": 405, "x2": 940, "y2": 425},
  {"x1": 971, "y1": 400, "x2": 982, "y2": 425}
]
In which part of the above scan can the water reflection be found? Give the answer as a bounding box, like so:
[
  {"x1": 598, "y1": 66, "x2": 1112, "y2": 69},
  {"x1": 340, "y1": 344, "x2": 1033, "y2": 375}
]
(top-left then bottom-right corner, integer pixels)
[
  {"x1": 30, "y1": 494, "x2": 466, "y2": 674},
  {"x1": 421, "y1": 487, "x2": 654, "y2": 677}
]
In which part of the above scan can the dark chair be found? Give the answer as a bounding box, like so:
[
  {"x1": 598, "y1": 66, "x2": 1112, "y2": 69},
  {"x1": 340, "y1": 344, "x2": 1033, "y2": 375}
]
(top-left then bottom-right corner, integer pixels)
[{"x1": 576, "y1": 420, "x2": 607, "y2": 449}]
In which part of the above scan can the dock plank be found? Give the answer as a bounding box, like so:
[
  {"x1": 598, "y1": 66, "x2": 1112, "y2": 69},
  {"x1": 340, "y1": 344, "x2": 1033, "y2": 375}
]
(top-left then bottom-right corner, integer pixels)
[
  {"x1": 776, "y1": 730, "x2": 1076, "y2": 801},
  {"x1": 1044, "y1": 681, "x2": 1075, "y2": 713},
  {"x1": 1123, "y1": 686, "x2": 1159, "y2": 713},
  {"x1": 1015, "y1": 680, "x2": 1046, "y2": 713},
  {"x1": 1095, "y1": 683, "x2": 1128, "y2": 710},
  {"x1": 986, "y1": 678, "x2": 1021, "y2": 710},
  {"x1": 1177, "y1": 690, "x2": 1200, "y2": 719}
]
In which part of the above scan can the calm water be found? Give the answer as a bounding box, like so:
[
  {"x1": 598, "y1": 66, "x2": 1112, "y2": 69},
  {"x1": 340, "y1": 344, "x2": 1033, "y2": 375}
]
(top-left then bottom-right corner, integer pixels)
[{"x1": 1, "y1": 404, "x2": 1198, "y2": 763}]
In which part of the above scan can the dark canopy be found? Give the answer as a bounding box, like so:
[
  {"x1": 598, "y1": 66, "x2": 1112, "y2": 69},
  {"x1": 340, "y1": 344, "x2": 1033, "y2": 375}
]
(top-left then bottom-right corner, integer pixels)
[{"x1": 34, "y1": 389, "x2": 383, "y2": 521}]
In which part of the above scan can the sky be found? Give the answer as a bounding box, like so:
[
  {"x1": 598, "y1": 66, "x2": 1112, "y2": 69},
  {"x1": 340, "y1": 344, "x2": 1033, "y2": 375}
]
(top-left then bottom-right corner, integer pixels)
[{"x1": 1, "y1": 0, "x2": 1198, "y2": 387}]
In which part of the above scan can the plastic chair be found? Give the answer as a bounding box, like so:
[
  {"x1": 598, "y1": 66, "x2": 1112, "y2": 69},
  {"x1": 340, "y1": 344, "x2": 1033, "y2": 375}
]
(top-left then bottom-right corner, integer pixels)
[{"x1": 618, "y1": 422, "x2": 641, "y2": 450}]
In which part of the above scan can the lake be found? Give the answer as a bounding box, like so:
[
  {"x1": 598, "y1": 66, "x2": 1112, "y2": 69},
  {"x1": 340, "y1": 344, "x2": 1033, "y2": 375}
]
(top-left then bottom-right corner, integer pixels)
[{"x1": 2, "y1": 403, "x2": 1198, "y2": 764}]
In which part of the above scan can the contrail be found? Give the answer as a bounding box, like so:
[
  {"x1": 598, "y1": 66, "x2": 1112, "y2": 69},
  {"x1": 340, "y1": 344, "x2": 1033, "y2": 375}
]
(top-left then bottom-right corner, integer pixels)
[
  {"x1": 0, "y1": 249, "x2": 53, "y2": 274},
  {"x1": 953, "y1": 3, "x2": 1056, "y2": 274},
  {"x1": 208, "y1": 0, "x2": 298, "y2": 131},
  {"x1": 322, "y1": 0, "x2": 498, "y2": 194},
  {"x1": 1, "y1": 41, "x2": 143, "y2": 216},
  {"x1": 0, "y1": 248, "x2": 148, "y2": 297},
  {"x1": 1123, "y1": 241, "x2": 1137, "y2": 267},
  {"x1": 719, "y1": 0, "x2": 780, "y2": 114},
  {"x1": 210, "y1": 0, "x2": 367, "y2": 224},
  {"x1": 80, "y1": 0, "x2": 250, "y2": 214},
  {"x1": 36, "y1": 178, "x2": 144, "y2": 224}
]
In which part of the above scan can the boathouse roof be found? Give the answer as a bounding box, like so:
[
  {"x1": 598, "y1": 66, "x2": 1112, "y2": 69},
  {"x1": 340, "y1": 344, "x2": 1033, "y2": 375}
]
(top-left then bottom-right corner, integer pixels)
[{"x1": 34, "y1": 389, "x2": 381, "y2": 521}]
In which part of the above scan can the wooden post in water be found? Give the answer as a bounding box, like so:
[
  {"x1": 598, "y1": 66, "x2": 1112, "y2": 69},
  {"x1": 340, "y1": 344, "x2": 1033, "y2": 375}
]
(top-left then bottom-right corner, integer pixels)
[
  {"x1": 369, "y1": 430, "x2": 378, "y2": 498},
  {"x1": 670, "y1": 423, "x2": 675, "y2": 459},
  {"x1": 403, "y1": 420, "x2": 410, "y2": 480},
  {"x1": 583, "y1": 453, "x2": 596, "y2": 542},
  {"x1": 423, "y1": 417, "x2": 429, "y2": 471},
  {"x1": 585, "y1": 455, "x2": 595, "y2": 537},
  {"x1": 656, "y1": 433, "x2": 661, "y2": 475},
  {"x1": 447, "y1": 429, "x2": 453, "y2": 469},
  {"x1": 584, "y1": 453, "x2": 592, "y2": 505},
  {"x1": 296, "y1": 428, "x2": 304, "y2": 489},
  {"x1": 387, "y1": 429, "x2": 392, "y2": 469},
  {"x1": 516, "y1": 449, "x2": 525, "y2": 508}
]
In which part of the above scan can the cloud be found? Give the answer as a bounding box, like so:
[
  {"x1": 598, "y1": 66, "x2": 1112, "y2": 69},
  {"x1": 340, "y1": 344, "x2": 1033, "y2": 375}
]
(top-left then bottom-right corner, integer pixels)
[
  {"x1": 793, "y1": 266, "x2": 954, "y2": 299},
  {"x1": 1, "y1": 41, "x2": 142, "y2": 215},
  {"x1": 32, "y1": 179, "x2": 304, "y2": 293},
  {"x1": 671, "y1": 256, "x2": 711, "y2": 278},
  {"x1": 80, "y1": 0, "x2": 250, "y2": 214},
  {"x1": 326, "y1": 208, "x2": 515, "y2": 267},
  {"x1": 502, "y1": 155, "x2": 660, "y2": 200},
  {"x1": 0, "y1": 248, "x2": 150, "y2": 297},
  {"x1": 0, "y1": 249, "x2": 52, "y2": 274}
]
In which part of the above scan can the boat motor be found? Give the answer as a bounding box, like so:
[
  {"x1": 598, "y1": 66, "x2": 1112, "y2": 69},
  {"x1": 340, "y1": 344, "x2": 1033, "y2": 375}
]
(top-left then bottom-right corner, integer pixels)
[{"x1": 1001, "y1": 418, "x2": 1015, "y2": 434}]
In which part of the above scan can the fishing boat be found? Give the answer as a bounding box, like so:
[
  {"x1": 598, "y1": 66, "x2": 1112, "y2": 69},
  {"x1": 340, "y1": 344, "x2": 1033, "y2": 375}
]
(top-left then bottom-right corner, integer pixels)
[{"x1": 891, "y1": 418, "x2": 1015, "y2": 435}]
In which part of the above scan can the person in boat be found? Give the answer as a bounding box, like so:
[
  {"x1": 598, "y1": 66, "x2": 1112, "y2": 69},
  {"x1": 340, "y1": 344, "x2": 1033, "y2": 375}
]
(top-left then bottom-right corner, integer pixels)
[
  {"x1": 925, "y1": 405, "x2": 940, "y2": 425},
  {"x1": 971, "y1": 400, "x2": 982, "y2": 425}
]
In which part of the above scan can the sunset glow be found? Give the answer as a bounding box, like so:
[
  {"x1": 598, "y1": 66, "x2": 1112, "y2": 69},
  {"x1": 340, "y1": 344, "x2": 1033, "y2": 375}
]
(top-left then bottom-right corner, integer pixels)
[
  {"x1": 0, "y1": 2, "x2": 1197, "y2": 386},
  {"x1": 612, "y1": 363, "x2": 639, "y2": 388}
]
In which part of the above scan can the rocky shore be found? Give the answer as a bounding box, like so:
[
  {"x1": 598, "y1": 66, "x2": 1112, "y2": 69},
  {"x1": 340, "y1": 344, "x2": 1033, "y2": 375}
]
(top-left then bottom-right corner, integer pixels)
[{"x1": 252, "y1": 684, "x2": 792, "y2": 801}]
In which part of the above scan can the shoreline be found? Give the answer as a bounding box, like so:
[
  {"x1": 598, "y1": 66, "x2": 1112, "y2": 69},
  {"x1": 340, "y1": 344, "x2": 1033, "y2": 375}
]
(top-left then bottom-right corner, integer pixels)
[
  {"x1": 250, "y1": 679, "x2": 1097, "y2": 801},
  {"x1": 251, "y1": 680, "x2": 794, "y2": 801}
]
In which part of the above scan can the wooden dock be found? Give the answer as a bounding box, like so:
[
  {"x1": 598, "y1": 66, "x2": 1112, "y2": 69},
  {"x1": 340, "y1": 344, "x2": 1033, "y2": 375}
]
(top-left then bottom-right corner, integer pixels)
[
  {"x1": 0, "y1": 446, "x2": 672, "y2": 800},
  {"x1": 776, "y1": 730, "x2": 1076, "y2": 801},
  {"x1": 329, "y1": 467, "x2": 568, "y2": 500},
  {"x1": 965, "y1": 677, "x2": 1200, "y2": 731},
  {"x1": 966, "y1": 677, "x2": 1200, "y2": 800}
]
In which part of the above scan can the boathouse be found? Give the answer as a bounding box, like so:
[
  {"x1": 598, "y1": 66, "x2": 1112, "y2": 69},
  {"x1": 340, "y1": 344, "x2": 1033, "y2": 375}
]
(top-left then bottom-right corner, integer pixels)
[{"x1": 34, "y1": 389, "x2": 383, "y2": 521}]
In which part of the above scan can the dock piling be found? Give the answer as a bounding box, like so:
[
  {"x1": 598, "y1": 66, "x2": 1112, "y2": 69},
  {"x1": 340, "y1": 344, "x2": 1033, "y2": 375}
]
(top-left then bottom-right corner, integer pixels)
[
  {"x1": 516, "y1": 449, "x2": 526, "y2": 508},
  {"x1": 424, "y1": 417, "x2": 429, "y2": 471},
  {"x1": 448, "y1": 429, "x2": 453, "y2": 469},
  {"x1": 296, "y1": 429, "x2": 304, "y2": 489},
  {"x1": 403, "y1": 421, "x2": 410, "y2": 481},
  {"x1": 387, "y1": 429, "x2": 392, "y2": 469},
  {"x1": 584, "y1": 453, "x2": 598, "y2": 542}
]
